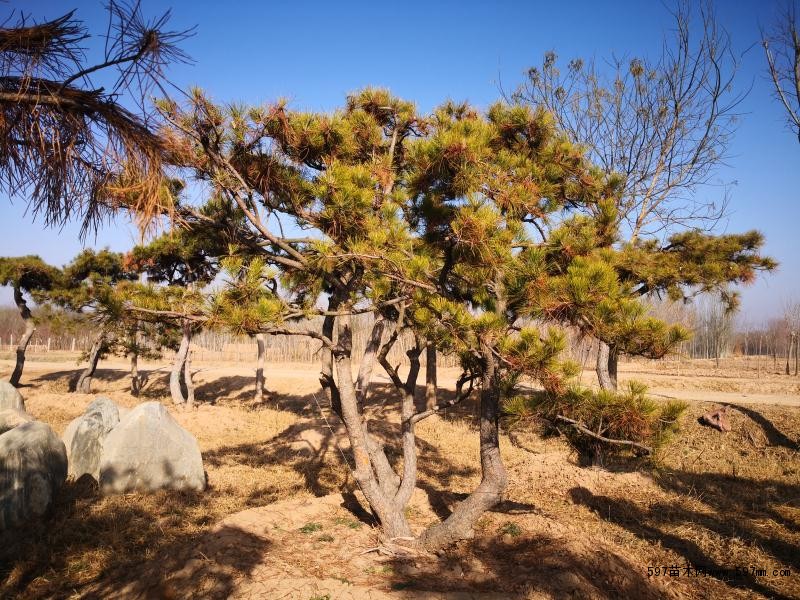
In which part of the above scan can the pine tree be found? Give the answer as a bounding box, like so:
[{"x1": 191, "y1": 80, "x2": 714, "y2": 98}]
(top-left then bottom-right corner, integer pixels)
[
  {"x1": 125, "y1": 228, "x2": 219, "y2": 406},
  {"x1": 50, "y1": 249, "x2": 138, "y2": 392},
  {"x1": 0, "y1": 256, "x2": 60, "y2": 386},
  {"x1": 156, "y1": 88, "x2": 773, "y2": 551},
  {"x1": 0, "y1": 2, "x2": 192, "y2": 231}
]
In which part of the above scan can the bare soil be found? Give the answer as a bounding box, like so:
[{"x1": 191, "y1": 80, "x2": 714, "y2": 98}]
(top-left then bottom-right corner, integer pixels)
[{"x1": 0, "y1": 354, "x2": 798, "y2": 599}]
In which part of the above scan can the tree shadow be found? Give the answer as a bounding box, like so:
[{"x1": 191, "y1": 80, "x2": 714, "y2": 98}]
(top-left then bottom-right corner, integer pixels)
[
  {"x1": 30, "y1": 367, "x2": 134, "y2": 393},
  {"x1": 725, "y1": 403, "x2": 800, "y2": 450},
  {"x1": 656, "y1": 468, "x2": 800, "y2": 536},
  {"x1": 384, "y1": 532, "x2": 670, "y2": 599},
  {"x1": 194, "y1": 374, "x2": 254, "y2": 404},
  {"x1": 0, "y1": 475, "x2": 271, "y2": 599},
  {"x1": 569, "y1": 484, "x2": 798, "y2": 600}
]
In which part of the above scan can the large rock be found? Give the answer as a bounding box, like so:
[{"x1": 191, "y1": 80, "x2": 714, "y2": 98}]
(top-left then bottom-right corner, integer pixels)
[
  {"x1": 0, "y1": 408, "x2": 33, "y2": 435},
  {"x1": 0, "y1": 421, "x2": 67, "y2": 530},
  {"x1": 0, "y1": 380, "x2": 24, "y2": 411},
  {"x1": 63, "y1": 397, "x2": 121, "y2": 480},
  {"x1": 99, "y1": 402, "x2": 205, "y2": 494}
]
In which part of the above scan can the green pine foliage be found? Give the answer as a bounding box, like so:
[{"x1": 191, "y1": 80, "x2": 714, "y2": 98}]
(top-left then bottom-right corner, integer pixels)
[
  {"x1": 154, "y1": 86, "x2": 773, "y2": 464},
  {"x1": 504, "y1": 382, "x2": 688, "y2": 458}
]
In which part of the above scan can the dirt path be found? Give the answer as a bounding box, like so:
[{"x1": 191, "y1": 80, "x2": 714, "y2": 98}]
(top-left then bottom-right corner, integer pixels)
[{"x1": 648, "y1": 388, "x2": 800, "y2": 406}]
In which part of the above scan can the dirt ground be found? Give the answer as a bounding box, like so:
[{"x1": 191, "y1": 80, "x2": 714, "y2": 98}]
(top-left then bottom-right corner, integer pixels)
[{"x1": 0, "y1": 354, "x2": 798, "y2": 599}]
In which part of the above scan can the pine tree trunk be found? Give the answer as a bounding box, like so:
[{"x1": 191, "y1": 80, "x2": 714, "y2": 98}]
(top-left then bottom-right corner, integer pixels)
[
  {"x1": 130, "y1": 351, "x2": 140, "y2": 396},
  {"x1": 425, "y1": 341, "x2": 437, "y2": 410},
  {"x1": 170, "y1": 324, "x2": 191, "y2": 405},
  {"x1": 417, "y1": 344, "x2": 507, "y2": 550},
  {"x1": 334, "y1": 311, "x2": 411, "y2": 539},
  {"x1": 355, "y1": 317, "x2": 385, "y2": 408},
  {"x1": 184, "y1": 342, "x2": 195, "y2": 407},
  {"x1": 254, "y1": 333, "x2": 266, "y2": 402},
  {"x1": 77, "y1": 332, "x2": 105, "y2": 393},
  {"x1": 319, "y1": 296, "x2": 340, "y2": 415},
  {"x1": 9, "y1": 286, "x2": 34, "y2": 387},
  {"x1": 596, "y1": 340, "x2": 617, "y2": 390}
]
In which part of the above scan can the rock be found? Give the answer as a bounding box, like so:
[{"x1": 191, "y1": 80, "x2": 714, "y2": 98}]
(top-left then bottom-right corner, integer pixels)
[
  {"x1": 0, "y1": 381, "x2": 24, "y2": 411},
  {"x1": 0, "y1": 408, "x2": 34, "y2": 435},
  {"x1": 85, "y1": 397, "x2": 120, "y2": 432},
  {"x1": 700, "y1": 406, "x2": 731, "y2": 432},
  {"x1": 63, "y1": 398, "x2": 121, "y2": 481},
  {"x1": 0, "y1": 421, "x2": 67, "y2": 530},
  {"x1": 99, "y1": 402, "x2": 205, "y2": 494}
]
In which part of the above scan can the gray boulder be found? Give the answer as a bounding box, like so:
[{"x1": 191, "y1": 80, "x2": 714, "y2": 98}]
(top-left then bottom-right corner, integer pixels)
[
  {"x1": 99, "y1": 402, "x2": 205, "y2": 494},
  {"x1": 0, "y1": 408, "x2": 33, "y2": 435},
  {"x1": 0, "y1": 421, "x2": 67, "y2": 530},
  {"x1": 0, "y1": 380, "x2": 24, "y2": 411},
  {"x1": 63, "y1": 397, "x2": 121, "y2": 480}
]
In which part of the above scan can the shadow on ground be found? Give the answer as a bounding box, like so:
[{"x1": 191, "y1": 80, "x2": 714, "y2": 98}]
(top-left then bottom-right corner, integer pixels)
[
  {"x1": 0, "y1": 476, "x2": 271, "y2": 599},
  {"x1": 570, "y1": 473, "x2": 800, "y2": 600}
]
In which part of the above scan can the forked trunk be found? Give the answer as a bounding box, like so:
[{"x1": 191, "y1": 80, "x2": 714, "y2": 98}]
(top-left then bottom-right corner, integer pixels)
[
  {"x1": 334, "y1": 312, "x2": 411, "y2": 539},
  {"x1": 170, "y1": 323, "x2": 191, "y2": 405},
  {"x1": 596, "y1": 340, "x2": 618, "y2": 391},
  {"x1": 416, "y1": 345, "x2": 507, "y2": 550},
  {"x1": 77, "y1": 331, "x2": 105, "y2": 393},
  {"x1": 9, "y1": 287, "x2": 34, "y2": 387},
  {"x1": 254, "y1": 333, "x2": 266, "y2": 402},
  {"x1": 425, "y1": 341, "x2": 437, "y2": 410}
]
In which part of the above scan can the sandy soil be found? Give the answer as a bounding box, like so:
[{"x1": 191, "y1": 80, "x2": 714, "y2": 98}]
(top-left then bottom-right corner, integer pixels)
[{"x1": 0, "y1": 354, "x2": 798, "y2": 599}]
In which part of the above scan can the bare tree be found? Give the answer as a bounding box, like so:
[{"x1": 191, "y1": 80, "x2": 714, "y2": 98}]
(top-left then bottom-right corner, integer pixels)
[
  {"x1": 0, "y1": 2, "x2": 192, "y2": 232},
  {"x1": 763, "y1": 4, "x2": 800, "y2": 142},
  {"x1": 514, "y1": 1, "x2": 744, "y2": 388},
  {"x1": 782, "y1": 298, "x2": 800, "y2": 375},
  {"x1": 515, "y1": 1, "x2": 741, "y2": 240}
]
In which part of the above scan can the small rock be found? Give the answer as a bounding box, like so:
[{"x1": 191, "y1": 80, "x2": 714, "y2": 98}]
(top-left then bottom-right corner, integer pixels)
[
  {"x1": 99, "y1": 402, "x2": 206, "y2": 494},
  {"x1": 0, "y1": 381, "x2": 24, "y2": 411},
  {"x1": 0, "y1": 421, "x2": 67, "y2": 530},
  {"x1": 701, "y1": 406, "x2": 731, "y2": 432},
  {"x1": 0, "y1": 408, "x2": 33, "y2": 435}
]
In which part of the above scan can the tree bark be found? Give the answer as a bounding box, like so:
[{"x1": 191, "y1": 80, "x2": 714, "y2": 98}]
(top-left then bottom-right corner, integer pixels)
[
  {"x1": 394, "y1": 344, "x2": 422, "y2": 509},
  {"x1": 425, "y1": 341, "x2": 437, "y2": 410},
  {"x1": 9, "y1": 286, "x2": 34, "y2": 387},
  {"x1": 319, "y1": 296, "x2": 341, "y2": 415},
  {"x1": 184, "y1": 341, "x2": 195, "y2": 407},
  {"x1": 334, "y1": 311, "x2": 411, "y2": 539},
  {"x1": 355, "y1": 317, "x2": 385, "y2": 408},
  {"x1": 77, "y1": 331, "x2": 105, "y2": 393},
  {"x1": 254, "y1": 333, "x2": 266, "y2": 402},
  {"x1": 130, "y1": 350, "x2": 140, "y2": 396},
  {"x1": 596, "y1": 340, "x2": 618, "y2": 390},
  {"x1": 417, "y1": 344, "x2": 507, "y2": 550},
  {"x1": 170, "y1": 323, "x2": 191, "y2": 405}
]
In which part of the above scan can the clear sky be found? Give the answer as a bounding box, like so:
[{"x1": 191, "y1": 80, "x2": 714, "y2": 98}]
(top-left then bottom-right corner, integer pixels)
[{"x1": 1, "y1": 0, "x2": 797, "y2": 321}]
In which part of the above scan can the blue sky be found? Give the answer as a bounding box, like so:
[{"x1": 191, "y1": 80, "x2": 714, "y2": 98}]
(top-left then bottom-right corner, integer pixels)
[{"x1": 1, "y1": 0, "x2": 798, "y2": 321}]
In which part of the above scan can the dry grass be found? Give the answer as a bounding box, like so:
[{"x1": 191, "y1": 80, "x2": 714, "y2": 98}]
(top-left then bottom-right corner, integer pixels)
[{"x1": 0, "y1": 355, "x2": 798, "y2": 598}]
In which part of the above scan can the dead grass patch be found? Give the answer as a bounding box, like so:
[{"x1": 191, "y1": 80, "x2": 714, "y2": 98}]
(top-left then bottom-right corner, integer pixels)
[{"x1": 0, "y1": 357, "x2": 798, "y2": 599}]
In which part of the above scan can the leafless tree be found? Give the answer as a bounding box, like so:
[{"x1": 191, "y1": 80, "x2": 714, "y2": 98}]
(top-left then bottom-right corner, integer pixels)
[
  {"x1": 0, "y1": 2, "x2": 193, "y2": 233},
  {"x1": 514, "y1": 1, "x2": 741, "y2": 240},
  {"x1": 763, "y1": 4, "x2": 800, "y2": 142},
  {"x1": 514, "y1": 1, "x2": 744, "y2": 388},
  {"x1": 782, "y1": 298, "x2": 800, "y2": 375}
]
